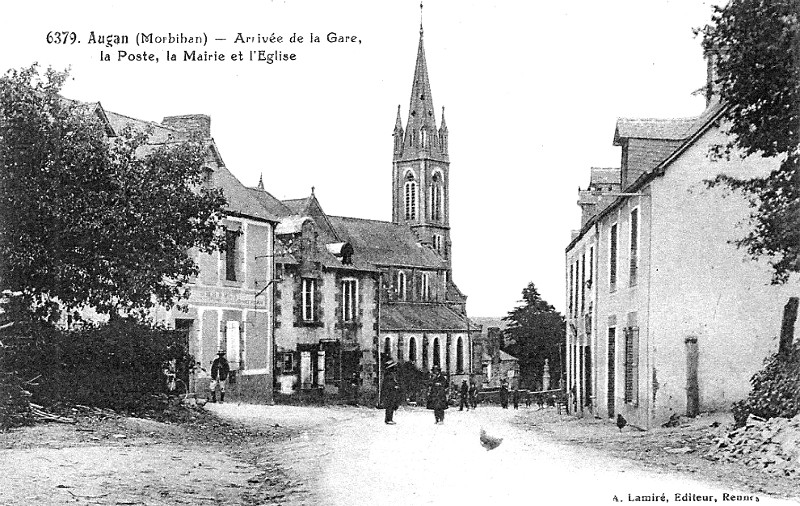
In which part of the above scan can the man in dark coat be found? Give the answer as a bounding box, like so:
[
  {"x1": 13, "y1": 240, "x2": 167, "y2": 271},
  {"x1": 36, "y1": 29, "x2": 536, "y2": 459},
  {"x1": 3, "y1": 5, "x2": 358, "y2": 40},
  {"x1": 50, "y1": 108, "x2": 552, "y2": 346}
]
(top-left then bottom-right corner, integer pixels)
[
  {"x1": 210, "y1": 350, "x2": 230, "y2": 403},
  {"x1": 349, "y1": 372, "x2": 361, "y2": 406},
  {"x1": 428, "y1": 366, "x2": 448, "y2": 424},
  {"x1": 500, "y1": 380, "x2": 509, "y2": 409},
  {"x1": 381, "y1": 361, "x2": 400, "y2": 424},
  {"x1": 469, "y1": 381, "x2": 478, "y2": 409},
  {"x1": 512, "y1": 386, "x2": 521, "y2": 409},
  {"x1": 459, "y1": 379, "x2": 470, "y2": 411}
]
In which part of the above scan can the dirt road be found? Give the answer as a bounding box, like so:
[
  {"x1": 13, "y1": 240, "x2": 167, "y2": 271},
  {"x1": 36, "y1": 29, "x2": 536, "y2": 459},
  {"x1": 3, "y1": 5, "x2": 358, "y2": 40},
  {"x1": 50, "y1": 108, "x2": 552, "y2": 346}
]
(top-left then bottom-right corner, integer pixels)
[
  {"x1": 2, "y1": 403, "x2": 799, "y2": 505},
  {"x1": 212, "y1": 403, "x2": 800, "y2": 505}
]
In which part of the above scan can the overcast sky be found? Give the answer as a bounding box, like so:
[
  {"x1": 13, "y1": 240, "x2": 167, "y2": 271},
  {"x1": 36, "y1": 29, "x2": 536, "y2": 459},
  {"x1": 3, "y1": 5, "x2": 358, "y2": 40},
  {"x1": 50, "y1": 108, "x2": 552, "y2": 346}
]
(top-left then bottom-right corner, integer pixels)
[{"x1": 1, "y1": 0, "x2": 719, "y2": 317}]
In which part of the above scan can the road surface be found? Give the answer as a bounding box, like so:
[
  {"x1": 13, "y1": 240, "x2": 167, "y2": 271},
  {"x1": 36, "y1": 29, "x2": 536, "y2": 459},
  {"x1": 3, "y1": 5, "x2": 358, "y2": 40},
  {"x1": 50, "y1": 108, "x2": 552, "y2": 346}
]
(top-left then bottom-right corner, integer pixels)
[{"x1": 210, "y1": 403, "x2": 795, "y2": 506}]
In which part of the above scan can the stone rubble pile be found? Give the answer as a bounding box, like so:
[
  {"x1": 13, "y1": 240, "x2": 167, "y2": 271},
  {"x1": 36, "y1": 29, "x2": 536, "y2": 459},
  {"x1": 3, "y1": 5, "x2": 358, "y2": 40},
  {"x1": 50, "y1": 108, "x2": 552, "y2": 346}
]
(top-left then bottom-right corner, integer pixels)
[{"x1": 709, "y1": 414, "x2": 800, "y2": 477}]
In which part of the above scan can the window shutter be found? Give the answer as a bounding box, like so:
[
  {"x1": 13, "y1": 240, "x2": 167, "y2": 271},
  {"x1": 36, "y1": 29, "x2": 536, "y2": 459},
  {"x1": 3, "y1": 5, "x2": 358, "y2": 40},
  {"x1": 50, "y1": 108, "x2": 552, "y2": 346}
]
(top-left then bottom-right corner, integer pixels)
[{"x1": 226, "y1": 320, "x2": 240, "y2": 370}]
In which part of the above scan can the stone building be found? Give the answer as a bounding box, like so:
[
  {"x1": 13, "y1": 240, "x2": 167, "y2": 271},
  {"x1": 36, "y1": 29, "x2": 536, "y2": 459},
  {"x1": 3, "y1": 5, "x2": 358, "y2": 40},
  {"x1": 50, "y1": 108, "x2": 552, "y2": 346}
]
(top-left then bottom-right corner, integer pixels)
[
  {"x1": 565, "y1": 80, "x2": 798, "y2": 427},
  {"x1": 259, "y1": 23, "x2": 479, "y2": 402},
  {"x1": 101, "y1": 109, "x2": 279, "y2": 403}
]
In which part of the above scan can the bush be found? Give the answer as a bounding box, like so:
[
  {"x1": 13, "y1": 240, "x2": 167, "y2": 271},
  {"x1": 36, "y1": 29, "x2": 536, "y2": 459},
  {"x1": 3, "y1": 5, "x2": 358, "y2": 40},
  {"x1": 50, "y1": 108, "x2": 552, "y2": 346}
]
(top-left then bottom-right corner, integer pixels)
[
  {"x1": 2, "y1": 318, "x2": 191, "y2": 415},
  {"x1": 732, "y1": 343, "x2": 800, "y2": 427},
  {"x1": 0, "y1": 368, "x2": 33, "y2": 430}
]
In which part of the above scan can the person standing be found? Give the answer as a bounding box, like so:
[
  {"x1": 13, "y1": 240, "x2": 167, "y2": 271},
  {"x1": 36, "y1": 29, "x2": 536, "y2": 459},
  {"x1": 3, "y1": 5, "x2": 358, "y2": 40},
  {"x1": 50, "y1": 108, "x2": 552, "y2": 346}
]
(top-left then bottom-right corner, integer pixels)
[
  {"x1": 349, "y1": 371, "x2": 361, "y2": 406},
  {"x1": 512, "y1": 386, "x2": 521, "y2": 410},
  {"x1": 381, "y1": 360, "x2": 400, "y2": 424},
  {"x1": 500, "y1": 380, "x2": 509, "y2": 409},
  {"x1": 459, "y1": 379, "x2": 470, "y2": 411},
  {"x1": 469, "y1": 381, "x2": 478, "y2": 409},
  {"x1": 428, "y1": 366, "x2": 448, "y2": 424},
  {"x1": 209, "y1": 350, "x2": 230, "y2": 403}
]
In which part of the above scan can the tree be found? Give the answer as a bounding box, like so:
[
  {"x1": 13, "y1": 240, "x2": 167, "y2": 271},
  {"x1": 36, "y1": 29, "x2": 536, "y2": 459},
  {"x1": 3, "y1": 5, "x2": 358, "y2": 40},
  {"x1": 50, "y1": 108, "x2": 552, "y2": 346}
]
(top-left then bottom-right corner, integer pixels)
[
  {"x1": 699, "y1": 0, "x2": 800, "y2": 283},
  {"x1": 0, "y1": 65, "x2": 228, "y2": 317},
  {"x1": 502, "y1": 282, "x2": 565, "y2": 390}
]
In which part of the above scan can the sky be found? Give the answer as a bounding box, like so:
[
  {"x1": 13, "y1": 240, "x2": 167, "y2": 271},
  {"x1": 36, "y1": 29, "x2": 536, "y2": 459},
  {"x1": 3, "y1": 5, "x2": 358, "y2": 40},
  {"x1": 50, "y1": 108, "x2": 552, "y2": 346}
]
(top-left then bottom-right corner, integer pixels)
[{"x1": 1, "y1": 0, "x2": 719, "y2": 317}]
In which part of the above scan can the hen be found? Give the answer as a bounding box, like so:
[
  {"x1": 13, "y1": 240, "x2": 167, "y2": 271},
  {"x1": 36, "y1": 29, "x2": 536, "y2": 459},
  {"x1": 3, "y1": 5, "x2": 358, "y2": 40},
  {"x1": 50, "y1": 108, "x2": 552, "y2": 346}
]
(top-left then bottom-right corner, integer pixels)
[{"x1": 479, "y1": 428, "x2": 503, "y2": 451}]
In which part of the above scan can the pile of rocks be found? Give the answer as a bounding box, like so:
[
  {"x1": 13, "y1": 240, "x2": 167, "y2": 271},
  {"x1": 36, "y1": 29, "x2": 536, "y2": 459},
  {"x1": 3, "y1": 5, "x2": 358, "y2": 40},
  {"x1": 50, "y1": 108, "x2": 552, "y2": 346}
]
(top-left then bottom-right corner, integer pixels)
[{"x1": 709, "y1": 414, "x2": 800, "y2": 477}]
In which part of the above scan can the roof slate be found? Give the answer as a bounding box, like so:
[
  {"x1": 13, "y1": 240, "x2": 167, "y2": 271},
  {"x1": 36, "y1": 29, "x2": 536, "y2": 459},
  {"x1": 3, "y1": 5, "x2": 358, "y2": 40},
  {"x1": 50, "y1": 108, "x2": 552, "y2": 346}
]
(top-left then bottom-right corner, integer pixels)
[
  {"x1": 614, "y1": 116, "x2": 697, "y2": 144},
  {"x1": 104, "y1": 109, "x2": 183, "y2": 144},
  {"x1": 247, "y1": 187, "x2": 293, "y2": 218},
  {"x1": 328, "y1": 216, "x2": 446, "y2": 269},
  {"x1": 589, "y1": 167, "x2": 621, "y2": 187},
  {"x1": 380, "y1": 302, "x2": 469, "y2": 331}
]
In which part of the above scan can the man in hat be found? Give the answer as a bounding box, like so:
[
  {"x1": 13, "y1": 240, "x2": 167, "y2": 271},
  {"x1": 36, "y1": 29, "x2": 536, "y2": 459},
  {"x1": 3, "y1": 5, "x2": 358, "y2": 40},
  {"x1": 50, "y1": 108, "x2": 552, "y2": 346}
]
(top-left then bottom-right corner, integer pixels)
[
  {"x1": 459, "y1": 379, "x2": 470, "y2": 411},
  {"x1": 427, "y1": 365, "x2": 448, "y2": 424},
  {"x1": 381, "y1": 360, "x2": 400, "y2": 424},
  {"x1": 210, "y1": 350, "x2": 230, "y2": 403}
]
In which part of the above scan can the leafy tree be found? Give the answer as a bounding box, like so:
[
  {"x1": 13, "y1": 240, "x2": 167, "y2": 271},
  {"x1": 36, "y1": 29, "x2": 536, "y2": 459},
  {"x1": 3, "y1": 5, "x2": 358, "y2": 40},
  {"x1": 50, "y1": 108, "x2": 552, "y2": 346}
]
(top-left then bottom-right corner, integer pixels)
[
  {"x1": 502, "y1": 282, "x2": 565, "y2": 390},
  {"x1": 699, "y1": 0, "x2": 800, "y2": 283},
  {"x1": 0, "y1": 65, "x2": 228, "y2": 317}
]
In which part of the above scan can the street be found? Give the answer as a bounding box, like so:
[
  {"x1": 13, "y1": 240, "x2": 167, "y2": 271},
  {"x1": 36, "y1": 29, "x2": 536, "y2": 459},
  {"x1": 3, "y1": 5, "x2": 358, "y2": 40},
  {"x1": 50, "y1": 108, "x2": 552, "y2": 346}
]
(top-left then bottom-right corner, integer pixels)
[{"x1": 210, "y1": 403, "x2": 797, "y2": 506}]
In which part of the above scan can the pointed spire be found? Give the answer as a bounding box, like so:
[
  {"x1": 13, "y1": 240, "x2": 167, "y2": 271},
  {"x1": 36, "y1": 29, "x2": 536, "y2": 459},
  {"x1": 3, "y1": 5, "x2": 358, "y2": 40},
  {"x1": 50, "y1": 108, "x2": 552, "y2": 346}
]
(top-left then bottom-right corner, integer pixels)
[
  {"x1": 394, "y1": 105, "x2": 403, "y2": 132},
  {"x1": 406, "y1": 19, "x2": 436, "y2": 147},
  {"x1": 440, "y1": 106, "x2": 447, "y2": 132},
  {"x1": 420, "y1": 1, "x2": 424, "y2": 36},
  {"x1": 257, "y1": 172, "x2": 264, "y2": 190}
]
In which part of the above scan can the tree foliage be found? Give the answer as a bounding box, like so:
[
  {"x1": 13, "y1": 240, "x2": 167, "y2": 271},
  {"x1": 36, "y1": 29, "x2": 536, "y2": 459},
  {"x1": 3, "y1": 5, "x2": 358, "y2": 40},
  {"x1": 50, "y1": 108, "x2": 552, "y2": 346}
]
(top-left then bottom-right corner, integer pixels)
[
  {"x1": 502, "y1": 282, "x2": 565, "y2": 390},
  {"x1": 0, "y1": 65, "x2": 228, "y2": 316},
  {"x1": 699, "y1": 0, "x2": 800, "y2": 283}
]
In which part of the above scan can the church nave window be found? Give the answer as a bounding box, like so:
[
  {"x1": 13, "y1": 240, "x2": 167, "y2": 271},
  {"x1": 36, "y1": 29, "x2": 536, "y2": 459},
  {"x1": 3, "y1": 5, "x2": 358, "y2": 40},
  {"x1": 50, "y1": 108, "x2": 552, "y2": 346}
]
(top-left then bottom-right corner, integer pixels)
[{"x1": 396, "y1": 271, "x2": 407, "y2": 301}]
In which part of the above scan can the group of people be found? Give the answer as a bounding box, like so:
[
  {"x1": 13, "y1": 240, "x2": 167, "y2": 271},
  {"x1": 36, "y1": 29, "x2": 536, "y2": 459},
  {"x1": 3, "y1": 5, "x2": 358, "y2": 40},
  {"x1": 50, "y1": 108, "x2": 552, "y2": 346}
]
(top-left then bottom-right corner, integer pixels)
[
  {"x1": 499, "y1": 379, "x2": 524, "y2": 409},
  {"x1": 381, "y1": 360, "x2": 480, "y2": 425},
  {"x1": 458, "y1": 379, "x2": 478, "y2": 411}
]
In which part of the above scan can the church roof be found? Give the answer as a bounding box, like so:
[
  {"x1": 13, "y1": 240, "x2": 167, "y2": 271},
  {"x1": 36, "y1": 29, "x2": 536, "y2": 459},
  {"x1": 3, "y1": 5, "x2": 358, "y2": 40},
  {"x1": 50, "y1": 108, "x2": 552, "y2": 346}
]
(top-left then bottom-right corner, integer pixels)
[
  {"x1": 328, "y1": 215, "x2": 446, "y2": 269},
  {"x1": 380, "y1": 302, "x2": 470, "y2": 331}
]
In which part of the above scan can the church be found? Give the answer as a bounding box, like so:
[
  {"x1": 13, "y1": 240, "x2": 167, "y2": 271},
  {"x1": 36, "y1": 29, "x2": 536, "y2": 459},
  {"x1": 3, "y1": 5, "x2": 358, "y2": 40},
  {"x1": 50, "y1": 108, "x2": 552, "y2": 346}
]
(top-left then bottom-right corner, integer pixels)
[{"x1": 255, "y1": 22, "x2": 480, "y2": 402}]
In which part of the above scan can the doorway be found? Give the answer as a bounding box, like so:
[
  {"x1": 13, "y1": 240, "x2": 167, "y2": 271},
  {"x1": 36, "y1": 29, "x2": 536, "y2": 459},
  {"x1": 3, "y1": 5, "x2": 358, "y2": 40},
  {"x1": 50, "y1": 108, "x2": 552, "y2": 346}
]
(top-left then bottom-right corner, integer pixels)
[{"x1": 607, "y1": 329, "x2": 616, "y2": 418}]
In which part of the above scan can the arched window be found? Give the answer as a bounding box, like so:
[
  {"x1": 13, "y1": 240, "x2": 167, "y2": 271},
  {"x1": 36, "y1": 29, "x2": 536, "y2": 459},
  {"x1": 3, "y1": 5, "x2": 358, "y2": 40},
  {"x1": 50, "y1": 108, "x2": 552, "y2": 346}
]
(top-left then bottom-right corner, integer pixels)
[
  {"x1": 404, "y1": 172, "x2": 417, "y2": 221},
  {"x1": 420, "y1": 128, "x2": 427, "y2": 148},
  {"x1": 433, "y1": 337, "x2": 440, "y2": 368},
  {"x1": 430, "y1": 172, "x2": 443, "y2": 222},
  {"x1": 409, "y1": 337, "x2": 417, "y2": 363},
  {"x1": 422, "y1": 335, "x2": 429, "y2": 370},
  {"x1": 396, "y1": 271, "x2": 407, "y2": 301},
  {"x1": 446, "y1": 335, "x2": 452, "y2": 373},
  {"x1": 397, "y1": 336, "x2": 404, "y2": 362},
  {"x1": 456, "y1": 337, "x2": 464, "y2": 373}
]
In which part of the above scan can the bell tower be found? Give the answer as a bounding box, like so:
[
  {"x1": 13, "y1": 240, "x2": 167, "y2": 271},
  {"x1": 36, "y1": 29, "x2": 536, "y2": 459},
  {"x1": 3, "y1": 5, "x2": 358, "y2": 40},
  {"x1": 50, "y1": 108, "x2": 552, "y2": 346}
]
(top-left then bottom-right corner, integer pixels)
[{"x1": 391, "y1": 20, "x2": 451, "y2": 266}]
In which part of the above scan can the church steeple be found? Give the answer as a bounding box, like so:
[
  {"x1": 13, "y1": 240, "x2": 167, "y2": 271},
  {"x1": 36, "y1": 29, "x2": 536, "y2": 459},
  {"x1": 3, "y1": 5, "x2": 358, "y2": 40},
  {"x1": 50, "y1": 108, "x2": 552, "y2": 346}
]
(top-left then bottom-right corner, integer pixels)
[{"x1": 391, "y1": 11, "x2": 452, "y2": 267}]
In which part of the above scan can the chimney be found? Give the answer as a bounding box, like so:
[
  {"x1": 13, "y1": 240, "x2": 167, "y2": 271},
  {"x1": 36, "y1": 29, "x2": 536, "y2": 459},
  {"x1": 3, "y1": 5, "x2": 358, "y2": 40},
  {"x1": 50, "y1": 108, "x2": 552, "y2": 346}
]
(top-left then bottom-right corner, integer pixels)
[
  {"x1": 704, "y1": 49, "x2": 721, "y2": 107},
  {"x1": 162, "y1": 114, "x2": 211, "y2": 138}
]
